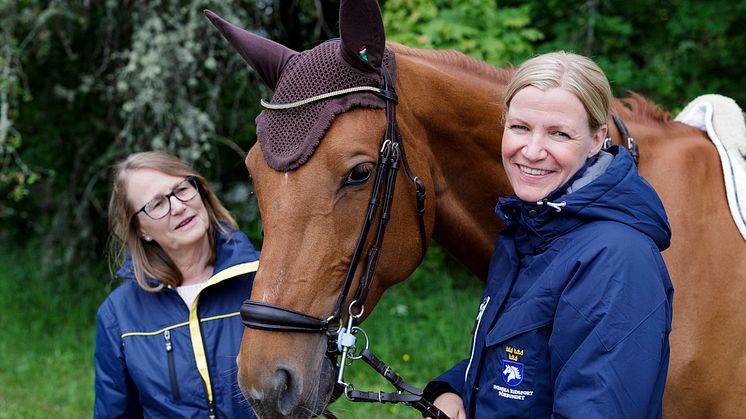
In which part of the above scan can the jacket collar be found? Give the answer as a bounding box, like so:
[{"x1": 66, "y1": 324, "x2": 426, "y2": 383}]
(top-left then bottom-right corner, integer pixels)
[
  {"x1": 116, "y1": 225, "x2": 257, "y2": 286},
  {"x1": 495, "y1": 146, "x2": 668, "y2": 256}
]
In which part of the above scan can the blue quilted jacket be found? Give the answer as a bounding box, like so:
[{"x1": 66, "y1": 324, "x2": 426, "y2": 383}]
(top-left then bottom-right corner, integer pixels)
[
  {"x1": 94, "y1": 227, "x2": 259, "y2": 418},
  {"x1": 428, "y1": 146, "x2": 674, "y2": 418}
]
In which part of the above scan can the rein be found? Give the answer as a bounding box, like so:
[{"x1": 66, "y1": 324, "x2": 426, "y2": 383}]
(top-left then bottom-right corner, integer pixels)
[{"x1": 241, "y1": 69, "x2": 446, "y2": 418}]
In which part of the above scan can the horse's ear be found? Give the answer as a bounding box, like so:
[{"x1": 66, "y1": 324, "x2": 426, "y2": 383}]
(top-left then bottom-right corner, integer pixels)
[
  {"x1": 338, "y1": 0, "x2": 386, "y2": 73},
  {"x1": 204, "y1": 10, "x2": 297, "y2": 90}
]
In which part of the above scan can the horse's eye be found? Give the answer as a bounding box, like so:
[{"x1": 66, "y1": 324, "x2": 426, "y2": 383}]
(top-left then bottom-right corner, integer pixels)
[{"x1": 344, "y1": 163, "x2": 373, "y2": 187}]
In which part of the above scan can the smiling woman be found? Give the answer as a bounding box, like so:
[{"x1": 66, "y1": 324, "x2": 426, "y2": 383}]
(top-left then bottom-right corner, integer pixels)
[
  {"x1": 425, "y1": 52, "x2": 674, "y2": 419},
  {"x1": 94, "y1": 151, "x2": 261, "y2": 418},
  {"x1": 502, "y1": 86, "x2": 606, "y2": 202}
]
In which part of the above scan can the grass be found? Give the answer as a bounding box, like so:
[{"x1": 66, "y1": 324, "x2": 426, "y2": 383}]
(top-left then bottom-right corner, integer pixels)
[
  {"x1": 0, "y1": 242, "x2": 483, "y2": 418},
  {"x1": 0, "y1": 243, "x2": 110, "y2": 418}
]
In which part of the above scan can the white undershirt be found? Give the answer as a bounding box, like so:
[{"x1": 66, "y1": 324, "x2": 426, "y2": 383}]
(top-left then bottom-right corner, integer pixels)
[{"x1": 176, "y1": 282, "x2": 203, "y2": 309}]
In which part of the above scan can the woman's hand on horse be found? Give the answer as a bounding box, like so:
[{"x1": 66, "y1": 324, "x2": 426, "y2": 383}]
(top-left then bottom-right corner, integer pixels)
[{"x1": 429, "y1": 392, "x2": 466, "y2": 419}]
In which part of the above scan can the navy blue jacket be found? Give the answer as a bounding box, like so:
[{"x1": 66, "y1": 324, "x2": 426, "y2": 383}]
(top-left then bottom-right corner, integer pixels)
[
  {"x1": 94, "y1": 228, "x2": 260, "y2": 418},
  {"x1": 429, "y1": 147, "x2": 674, "y2": 418}
]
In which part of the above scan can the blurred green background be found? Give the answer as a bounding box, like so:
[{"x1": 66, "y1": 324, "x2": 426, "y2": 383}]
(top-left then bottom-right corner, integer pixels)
[{"x1": 1, "y1": 0, "x2": 744, "y2": 417}]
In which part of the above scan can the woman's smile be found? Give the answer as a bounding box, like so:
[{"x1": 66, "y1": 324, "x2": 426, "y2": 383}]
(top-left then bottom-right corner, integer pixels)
[
  {"x1": 175, "y1": 215, "x2": 196, "y2": 230},
  {"x1": 518, "y1": 164, "x2": 553, "y2": 177}
]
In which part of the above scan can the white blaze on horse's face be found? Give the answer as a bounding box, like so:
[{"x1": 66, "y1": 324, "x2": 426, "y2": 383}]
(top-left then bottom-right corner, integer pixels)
[{"x1": 502, "y1": 86, "x2": 606, "y2": 202}]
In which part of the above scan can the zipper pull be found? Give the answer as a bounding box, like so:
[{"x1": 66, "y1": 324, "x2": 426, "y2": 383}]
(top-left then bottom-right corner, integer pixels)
[
  {"x1": 164, "y1": 330, "x2": 173, "y2": 352},
  {"x1": 476, "y1": 296, "x2": 490, "y2": 322}
]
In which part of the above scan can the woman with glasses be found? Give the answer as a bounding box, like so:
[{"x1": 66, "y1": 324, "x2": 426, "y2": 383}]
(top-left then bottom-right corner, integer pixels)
[{"x1": 94, "y1": 151, "x2": 260, "y2": 418}]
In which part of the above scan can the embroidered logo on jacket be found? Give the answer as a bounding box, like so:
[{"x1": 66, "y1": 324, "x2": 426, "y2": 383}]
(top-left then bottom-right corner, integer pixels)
[{"x1": 502, "y1": 360, "x2": 524, "y2": 386}]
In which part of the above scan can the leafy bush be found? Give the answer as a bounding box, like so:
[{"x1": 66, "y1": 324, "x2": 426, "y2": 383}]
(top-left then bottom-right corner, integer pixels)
[
  {"x1": 503, "y1": 0, "x2": 746, "y2": 109},
  {"x1": 2, "y1": 1, "x2": 267, "y2": 281},
  {"x1": 383, "y1": 0, "x2": 542, "y2": 65}
]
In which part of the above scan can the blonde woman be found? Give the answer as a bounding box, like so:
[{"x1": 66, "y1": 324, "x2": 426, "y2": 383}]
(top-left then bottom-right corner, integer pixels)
[{"x1": 424, "y1": 52, "x2": 673, "y2": 418}]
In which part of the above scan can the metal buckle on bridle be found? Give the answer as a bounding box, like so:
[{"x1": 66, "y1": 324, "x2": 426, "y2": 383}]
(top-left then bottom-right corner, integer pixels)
[{"x1": 603, "y1": 113, "x2": 640, "y2": 165}]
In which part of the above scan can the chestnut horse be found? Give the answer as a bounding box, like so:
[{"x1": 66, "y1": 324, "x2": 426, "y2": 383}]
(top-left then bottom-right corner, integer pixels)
[{"x1": 206, "y1": 2, "x2": 746, "y2": 418}]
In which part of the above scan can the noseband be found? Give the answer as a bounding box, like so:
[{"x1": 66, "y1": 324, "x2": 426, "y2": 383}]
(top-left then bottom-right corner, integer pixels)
[{"x1": 240, "y1": 69, "x2": 447, "y2": 418}]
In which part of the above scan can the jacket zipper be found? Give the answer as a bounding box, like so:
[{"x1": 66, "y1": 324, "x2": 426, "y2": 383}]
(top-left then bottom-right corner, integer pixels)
[
  {"x1": 209, "y1": 399, "x2": 217, "y2": 418},
  {"x1": 464, "y1": 296, "x2": 490, "y2": 381},
  {"x1": 164, "y1": 330, "x2": 181, "y2": 401}
]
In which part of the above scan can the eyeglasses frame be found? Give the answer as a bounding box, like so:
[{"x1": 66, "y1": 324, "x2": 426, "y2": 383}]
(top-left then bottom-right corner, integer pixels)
[{"x1": 132, "y1": 176, "x2": 200, "y2": 220}]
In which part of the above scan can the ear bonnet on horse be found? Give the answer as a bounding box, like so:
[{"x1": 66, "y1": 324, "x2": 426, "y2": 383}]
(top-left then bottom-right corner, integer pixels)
[{"x1": 205, "y1": 0, "x2": 397, "y2": 171}]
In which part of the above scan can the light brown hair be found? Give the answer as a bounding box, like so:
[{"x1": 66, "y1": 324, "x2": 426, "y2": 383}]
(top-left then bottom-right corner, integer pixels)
[
  {"x1": 504, "y1": 51, "x2": 612, "y2": 133},
  {"x1": 108, "y1": 151, "x2": 238, "y2": 291}
]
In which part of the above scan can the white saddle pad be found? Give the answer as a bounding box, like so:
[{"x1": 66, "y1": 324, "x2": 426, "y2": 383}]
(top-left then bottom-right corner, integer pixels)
[{"x1": 675, "y1": 94, "x2": 746, "y2": 241}]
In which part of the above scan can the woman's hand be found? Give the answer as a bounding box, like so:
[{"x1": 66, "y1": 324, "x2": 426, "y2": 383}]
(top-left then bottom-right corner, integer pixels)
[{"x1": 428, "y1": 392, "x2": 466, "y2": 419}]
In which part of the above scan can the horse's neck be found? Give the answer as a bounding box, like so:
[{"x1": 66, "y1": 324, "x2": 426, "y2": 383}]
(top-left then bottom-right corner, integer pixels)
[{"x1": 396, "y1": 50, "x2": 511, "y2": 280}]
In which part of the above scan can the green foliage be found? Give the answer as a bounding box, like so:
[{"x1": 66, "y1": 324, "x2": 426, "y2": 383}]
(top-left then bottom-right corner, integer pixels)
[
  {"x1": 503, "y1": 0, "x2": 746, "y2": 109},
  {"x1": 383, "y1": 0, "x2": 542, "y2": 65},
  {"x1": 0, "y1": 1, "x2": 59, "y2": 212},
  {"x1": 2, "y1": 0, "x2": 266, "y2": 278},
  {"x1": 114, "y1": 2, "x2": 250, "y2": 161}
]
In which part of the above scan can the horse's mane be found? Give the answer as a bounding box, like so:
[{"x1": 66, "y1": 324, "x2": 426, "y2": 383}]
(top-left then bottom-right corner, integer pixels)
[
  {"x1": 613, "y1": 92, "x2": 673, "y2": 127},
  {"x1": 390, "y1": 42, "x2": 514, "y2": 85},
  {"x1": 390, "y1": 43, "x2": 673, "y2": 127}
]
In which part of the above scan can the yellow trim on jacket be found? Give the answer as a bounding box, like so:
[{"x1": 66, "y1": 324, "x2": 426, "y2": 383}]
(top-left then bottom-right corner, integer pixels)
[
  {"x1": 189, "y1": 261, "x2": 259, "y2": 417},
  {"x1": 120, "y1": 312, "x2": 243, "y2": 338}
]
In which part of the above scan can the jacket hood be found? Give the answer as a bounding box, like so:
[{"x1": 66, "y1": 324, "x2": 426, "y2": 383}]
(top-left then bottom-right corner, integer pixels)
[
  {"x1": 497, "y1": 146, "x2": 671, "y2": 255},
  {"x1": 115, "y1": 226, "x2": 259, "y2": 285}
]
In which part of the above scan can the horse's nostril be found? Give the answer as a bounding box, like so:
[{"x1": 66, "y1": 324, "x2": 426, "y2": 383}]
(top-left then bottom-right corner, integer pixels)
[{"x1": 273, "y1": 367, "x2": 300, "y2": 416}]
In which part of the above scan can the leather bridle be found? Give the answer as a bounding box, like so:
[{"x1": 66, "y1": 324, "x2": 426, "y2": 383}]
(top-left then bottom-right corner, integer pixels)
[
  {"x1": 241, "y1": 66, "x2": 425, "y2": 340},
  {"x1": 239, "y1": 68, "x2": 447, "y2": 418},
  {"x1": 603, "y1": 113, "x2": 639, "y2": 165}
]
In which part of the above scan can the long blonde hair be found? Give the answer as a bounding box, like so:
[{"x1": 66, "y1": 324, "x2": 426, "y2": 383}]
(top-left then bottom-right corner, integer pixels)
[
  {"x1": 108, "y1": 151, "x2": 238, "y2": 291},
  {"x1": 504, "y1": 51, "x2": 612, "y2": 133}
]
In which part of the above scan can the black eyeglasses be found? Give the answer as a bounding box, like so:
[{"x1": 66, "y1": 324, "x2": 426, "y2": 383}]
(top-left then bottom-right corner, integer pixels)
[{"x1": 133, "y1": 177, "x2": 200, "y2": 220}]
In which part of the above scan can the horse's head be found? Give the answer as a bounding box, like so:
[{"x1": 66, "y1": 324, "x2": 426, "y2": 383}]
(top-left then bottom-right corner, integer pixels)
[{"x1": 206, "y1": 2, "x2": 435, "y2": 417}]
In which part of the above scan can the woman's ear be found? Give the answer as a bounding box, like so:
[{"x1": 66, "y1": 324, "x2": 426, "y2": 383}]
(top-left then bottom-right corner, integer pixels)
[{"x1": 590, "y1": 124, "x2": 608, "y2": 156}]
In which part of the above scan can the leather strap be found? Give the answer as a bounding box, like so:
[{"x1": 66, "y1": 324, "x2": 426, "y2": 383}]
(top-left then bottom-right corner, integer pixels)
[
  {"x1": 240, "y1": 301, "x2": 329, "y2": 333},
  {"x1": 603, "y1": 113, "x2": 639, "y2": 165},
  {"x1": 341, "y1": 349, "x2": 449, "y2": 419}
]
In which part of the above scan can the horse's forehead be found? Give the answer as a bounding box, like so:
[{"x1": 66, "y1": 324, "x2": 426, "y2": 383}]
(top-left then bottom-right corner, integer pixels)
[{"x1": 255, "y1": 40, "x2": 397, "y2": 172}]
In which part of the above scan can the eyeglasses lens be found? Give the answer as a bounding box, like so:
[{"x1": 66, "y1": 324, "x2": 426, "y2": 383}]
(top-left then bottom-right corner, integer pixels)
[{"x1": 144, "y1": 178, "x2": 198, "y2": 219}]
